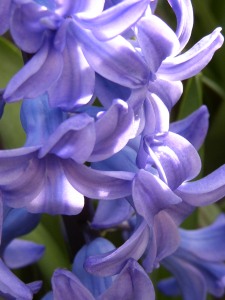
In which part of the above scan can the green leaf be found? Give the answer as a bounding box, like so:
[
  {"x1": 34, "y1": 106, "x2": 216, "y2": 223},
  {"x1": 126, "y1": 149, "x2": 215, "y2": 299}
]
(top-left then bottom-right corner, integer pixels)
[{"x1": 0, "y1": 37, "x2": 25, "y2": 148}]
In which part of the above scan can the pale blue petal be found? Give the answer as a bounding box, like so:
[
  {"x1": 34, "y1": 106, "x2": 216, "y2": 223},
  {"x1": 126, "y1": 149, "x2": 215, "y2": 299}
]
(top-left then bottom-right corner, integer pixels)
[
  {"x1": 175, "y1": 248, "x2": 225, "y2": 297},
  {"x1": 10, "y1": 2, "x2": 53, "y2": 52},
  {"x1": 73, "y1": 238, "x2": 114, "y2": 297},
  {"x1": 39, "y1": 113, "x2": 95, "y2": 163},
  {"x1": 72, "y1": 23, "x2": 149, "y2": 88},
  {"x1": 92, "y1": 199, "x2": 133, "y2": 229},
  {"x1": 0, "y1": 259, "x2": 33, "y2": 299},
  {"x1": 77, "y1": 0, "x2": 149, "y2": 40},
  {"x1": 92, "y1": 145, "x2": 138, "y2": 173},
  {"x1": 167, "y1": 0, "x2": 193, "y2": 52},
  {"x1": 162, "y1": 255, "x2": 207, "y2": 300},
  {"x1": 70, "y1": 0, "x2": 105, "y2": 16},
  {"x1": 170, "y1": 105, "x2": 209, "y2": 150},
  {"x1": 158, "y1": 28, "x2": 224, "y2": 81},
  {"x1": 42, "y1": 291, "x2": 53, "y2": 300},
  {"x1": 180, "y1": 214, "x2": 225, "y2": 262},
  {"x1": 89, "y1": 100, "x2": 134, "y2": 162},
  {"x1": 1, "y1": 206, "x2": 40, "y2": 251},
  {"x1": 100, "y1": 259, "x2": 155, "y2": 300},
  {"x1": 3, "y1": 239, "x2": 45, "y2": 269},
  {"x1": 21, "y1": 94, "x2": 65, "y2": 147},
  {"x1": 0, "y1": 148, "x2": 45, "y2": 208},
  {"x1": 176, "y1": 165, "x2": 225, "y2": 206},
  {"x1": 143, "y1": 211, "x2": 180, "y2": 272},
  {"x1": 85, "y1": 218, "x2": 150, "y2": 276},
  {"x1": 64, "y1": 160, "x2": 134, "y2": 200},
  {"x1": 136, "y1": 15, "x2": 179, "y2": 72},
  {"x1": 94, "y1": 74, "x2": 131, "y2": 109},
  {"x1": 52, "y1": 269, "x2": 95, "y2": 300},
  {"x1": 164, "y1": 201, "x2": 195, "y2": 226},
  {"x1": 158, "y1": 277, "x2": 180, "y2": 297},
  {"x1": 4, "y1": 40, "x2": 63, "y2": 102},
  {"x1": 148, "y1": 78, "x2": 183, "y2": 110},
  {"x1": 145, "y1": 132, "x2": 201, "y2": 189},
  {"x1": 133, "y1": 170, "x2": 181, "y2": 226},
  {"x1": 50, "y1": 19, "x2": 95, "y2": 110},
  {"x1": 26, "y1": 156, "x2": 84, "y2": 215},
  {"x1": 0, "y1": 0, "x2": 11, "y2": 35}
]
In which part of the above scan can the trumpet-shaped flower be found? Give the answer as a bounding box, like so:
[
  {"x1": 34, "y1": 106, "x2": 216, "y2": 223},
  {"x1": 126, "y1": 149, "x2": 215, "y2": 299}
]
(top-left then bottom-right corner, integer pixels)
[
  {"x1": 0, "y1": 94, "x2": 135, "y2": 214},
  {"x1": 3, "y1": 0, "x2": 149, "y2": 110}
]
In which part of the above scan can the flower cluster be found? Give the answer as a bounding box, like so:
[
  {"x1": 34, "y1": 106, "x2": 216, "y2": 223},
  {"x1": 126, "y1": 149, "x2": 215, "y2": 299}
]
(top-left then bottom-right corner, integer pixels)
[{"x1": 0, "y1": 0, "x2": 225, "y2": 299}]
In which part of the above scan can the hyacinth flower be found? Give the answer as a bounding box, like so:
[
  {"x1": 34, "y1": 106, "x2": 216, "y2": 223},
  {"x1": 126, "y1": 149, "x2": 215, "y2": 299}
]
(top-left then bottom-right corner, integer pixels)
[
  {"x1": 2, "y1": 0, "x2": 150, "y2": 110},
  {"x1": 0, "y1": 93, "x2": 138, "y2": 215},
  {"x1": 158, "y1": 214, "x2": 225, "y2": 300},
  {"x1": 91, "y1": 103, "x2": 204, "y2": 228},
  {"x1": 0, "y1": 202, "x2": 44, "y2": 299},
  {"x1": 43, "y1": 237, "x2": 155, "y2": 300},
  {"x1": 83, "y1": 106, "x2": 225, "y2": 278},
  {"x1": 94, "y1": 0, "x2": 223, "y2": 118}
]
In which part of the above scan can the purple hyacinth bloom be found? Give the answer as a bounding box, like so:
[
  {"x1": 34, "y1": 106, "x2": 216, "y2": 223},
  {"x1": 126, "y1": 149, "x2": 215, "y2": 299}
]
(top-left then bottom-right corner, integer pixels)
[
  {"x1": 91, "y1": 102, "x2": 225, "y2": 229},
  {"x1": 159, "y1": 214, "x2": 225, "y2": 299},
  {"x1": 0, "y1": 94, "x2": 135, "y2": 214},
  {"x1": 94, "y1": 0, "x2": 223, "y2": 115},
  {"x1": 92, "y1": 103, "x2": 207, "y2": 228},
  {"x1": 44, "y1": 237, "x2": 155, "y2": 300},
  {"x1": 3, "y1": 0, "x2": 149, "y2": 110}
]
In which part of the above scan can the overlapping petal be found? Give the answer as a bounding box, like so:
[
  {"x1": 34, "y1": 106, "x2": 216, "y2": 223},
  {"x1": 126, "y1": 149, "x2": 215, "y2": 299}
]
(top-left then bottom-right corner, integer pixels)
[
  {"x1": 136, "y1": 15, "x2": 179, "y2": 72},
  {"x1": 148, "y1": 78, "x2": 183, "y2": 110},
  {"x1": 132, "y1": 169, "x2": 181, "y2": 226},
  {"x1": 73, "y1": 237, "x2": 114, "y2": 297},
  {"x1": 72, "y1": 23, "x2": 149, "y2": 88},
  {"x1": 4, "y1": 39, "x2": 63, "y2": 102},
  {"x1": 0, "y1": 148, "x2": 44, "y2": 208},
  {"x1": 52, "y1": 269, "x2": 95, "y2": 300},
  {"x1": 145, "y1": 131, "x2": 201, "y2": 189},
  {"x1": 89, "y1": 100, "x2": 134, "y2": 162},
  {"x1": 39, "y1": 113, "x2": 95, "y2": 163},
  {"x1": 10, "y1": 1, "x2": 56, "y2": 53},
  {"x1": 100, "y1": 259, "x2": 155, "y2": 300},
  {"x1": 84, "y1": 218, "x2": 150, "y2": 276},
  {"x1": 49, "y1": 19, "x2": 95, "y2": 110},
  {"x1": 143, "y1": 211, "x2": 180, "y2": 272}
]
